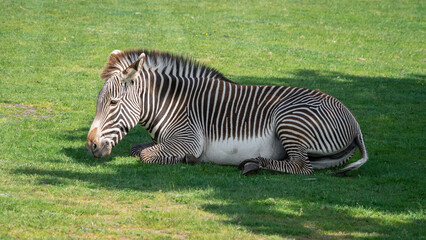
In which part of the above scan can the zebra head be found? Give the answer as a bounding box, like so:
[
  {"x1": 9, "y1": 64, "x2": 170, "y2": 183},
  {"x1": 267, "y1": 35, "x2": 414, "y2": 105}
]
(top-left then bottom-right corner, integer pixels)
[{"x1": 86, "y1": 50, "x2": 146, "y2": 158}]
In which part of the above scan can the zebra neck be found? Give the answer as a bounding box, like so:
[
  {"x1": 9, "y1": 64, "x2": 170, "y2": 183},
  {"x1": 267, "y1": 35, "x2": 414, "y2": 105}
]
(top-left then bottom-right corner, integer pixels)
[{"x1": 139, "y1": 71, "x2": 201, "y2": 141}]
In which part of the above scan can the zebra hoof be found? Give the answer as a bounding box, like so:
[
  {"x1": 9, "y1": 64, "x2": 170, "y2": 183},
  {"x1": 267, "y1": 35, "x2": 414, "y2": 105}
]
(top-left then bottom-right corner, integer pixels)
[
  {"x1": 129, "y1": 145, "x2": 142, "y2": 157},
  {"x1": 184, "y1": 154, "x2": 199, "y2": 165},
  {"x1": 238, "y1": 158, "x2": 259, "y2": 170},
  {"x1": 129, "y1": 142, "x2": 155, "y2": 157},
  {"x1": 241, "y1": 162, "x2": 261, "y2": 175}
]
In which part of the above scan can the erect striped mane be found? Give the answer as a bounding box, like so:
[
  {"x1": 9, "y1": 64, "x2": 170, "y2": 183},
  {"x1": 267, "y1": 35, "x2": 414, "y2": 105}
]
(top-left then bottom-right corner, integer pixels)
[{"x1": 100, "y1": 49, "x2": 233, "y2": 83}]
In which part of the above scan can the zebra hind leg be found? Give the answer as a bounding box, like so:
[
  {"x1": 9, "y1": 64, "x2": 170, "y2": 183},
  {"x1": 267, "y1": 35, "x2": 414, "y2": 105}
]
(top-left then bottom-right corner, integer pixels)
[
  {"x1": 261, "y1": 156, "x2": 313, "y2": 175},
  {"x1": 239, "y1": 153, "x2": 313, "y2": 175},
  {"x1": 272, "y1": 140, "x2": 314, "y2": 174},
  {"x1": 129, "y1": 142, "x2": 156, "y2": 157}
]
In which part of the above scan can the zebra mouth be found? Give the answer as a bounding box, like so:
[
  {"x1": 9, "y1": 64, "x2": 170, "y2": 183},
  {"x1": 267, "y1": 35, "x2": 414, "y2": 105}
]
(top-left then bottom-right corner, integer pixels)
[{"x1": 90, "y1": 140, "x2": 112, "y2": 158}]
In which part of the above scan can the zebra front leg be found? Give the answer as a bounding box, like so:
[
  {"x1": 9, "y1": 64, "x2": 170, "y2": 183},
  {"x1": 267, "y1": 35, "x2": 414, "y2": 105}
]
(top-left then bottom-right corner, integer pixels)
[
  {"x1": 138, "y1": 140, "x2": 201, "y2": 165},
  {"x1": 130, "y1": 143, "x2": 198, "y2": 164},
  {"x1": 129, "y1": 142, "x2": 156, "y2": 157}
]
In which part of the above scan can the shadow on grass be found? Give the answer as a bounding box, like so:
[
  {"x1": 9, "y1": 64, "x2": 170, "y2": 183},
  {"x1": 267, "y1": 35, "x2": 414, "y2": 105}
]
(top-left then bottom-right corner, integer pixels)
[
  {"x1": 12, "y1": 70, "x2": 425, "y2": 239},
  {"x1": 13, "y1": 161, "x2": 424, "y2": 238}
]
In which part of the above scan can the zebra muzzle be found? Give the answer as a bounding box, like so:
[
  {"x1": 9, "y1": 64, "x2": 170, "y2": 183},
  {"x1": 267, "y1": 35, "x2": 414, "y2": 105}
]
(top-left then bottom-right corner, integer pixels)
[
  {"x1": 86, "y1": 139, "x2": 112, "y2": 158},
  {"x1": 86, "y1": 127, "x2": 112, "y2": 158}
]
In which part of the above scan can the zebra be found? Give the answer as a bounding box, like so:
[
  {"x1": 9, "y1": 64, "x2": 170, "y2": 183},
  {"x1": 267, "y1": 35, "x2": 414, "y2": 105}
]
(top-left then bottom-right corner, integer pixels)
[{"x1": 86, "y1": 49, "x2": 368, "y2": 175}]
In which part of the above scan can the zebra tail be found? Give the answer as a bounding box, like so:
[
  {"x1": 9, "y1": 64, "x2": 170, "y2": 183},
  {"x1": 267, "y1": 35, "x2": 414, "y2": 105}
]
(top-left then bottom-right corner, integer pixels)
[{"x1": 334, "y1": 132, "x2": 368, "y2": 174}]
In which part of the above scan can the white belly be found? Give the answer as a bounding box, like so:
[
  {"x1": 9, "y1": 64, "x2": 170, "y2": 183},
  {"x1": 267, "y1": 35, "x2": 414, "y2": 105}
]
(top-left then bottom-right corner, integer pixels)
[{"x1": 200, "y1": 134, "x2": 286, "y2": 165}]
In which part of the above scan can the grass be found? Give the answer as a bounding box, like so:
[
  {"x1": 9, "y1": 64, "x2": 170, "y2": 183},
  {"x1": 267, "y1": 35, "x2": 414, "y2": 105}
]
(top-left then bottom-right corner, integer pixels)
[{"x1": 0, "y1": 0, "x2": 425, "y2": 239}]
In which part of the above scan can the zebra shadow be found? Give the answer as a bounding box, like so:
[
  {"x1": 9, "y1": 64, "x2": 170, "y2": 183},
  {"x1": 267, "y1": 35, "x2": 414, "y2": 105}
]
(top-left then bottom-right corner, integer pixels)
[{"x1": 12, "y1": 159, "x2": 423, "y2": 239}]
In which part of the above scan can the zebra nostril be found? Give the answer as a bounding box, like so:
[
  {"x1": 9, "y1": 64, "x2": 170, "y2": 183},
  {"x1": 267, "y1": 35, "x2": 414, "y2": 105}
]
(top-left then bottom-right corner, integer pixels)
[{"x1": 93, "y1": 143, "x2": 97, "y2": 150}]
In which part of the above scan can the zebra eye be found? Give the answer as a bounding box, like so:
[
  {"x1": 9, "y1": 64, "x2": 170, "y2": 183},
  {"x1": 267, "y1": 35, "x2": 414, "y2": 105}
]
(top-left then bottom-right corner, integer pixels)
[{"x1": 110, "y1": 99, "x2": 118, "y2": 105}]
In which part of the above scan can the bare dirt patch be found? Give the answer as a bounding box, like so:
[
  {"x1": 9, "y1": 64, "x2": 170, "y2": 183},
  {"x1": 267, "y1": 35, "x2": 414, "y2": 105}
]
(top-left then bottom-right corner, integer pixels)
[{"x1": 0, "y1": 103, "x2": 53, "y2": 119}]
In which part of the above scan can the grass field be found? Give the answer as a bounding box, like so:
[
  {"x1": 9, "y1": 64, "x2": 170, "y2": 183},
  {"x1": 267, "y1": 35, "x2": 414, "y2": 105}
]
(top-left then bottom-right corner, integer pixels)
[{"x1": 0, "y1": 0, "x2": 425, "y2": 239}]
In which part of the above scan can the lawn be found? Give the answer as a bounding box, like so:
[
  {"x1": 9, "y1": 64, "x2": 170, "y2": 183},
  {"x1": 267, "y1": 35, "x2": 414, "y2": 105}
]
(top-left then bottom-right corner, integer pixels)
[{"x1": 0, "y1": 0, "x2": 425, "y2": 239}]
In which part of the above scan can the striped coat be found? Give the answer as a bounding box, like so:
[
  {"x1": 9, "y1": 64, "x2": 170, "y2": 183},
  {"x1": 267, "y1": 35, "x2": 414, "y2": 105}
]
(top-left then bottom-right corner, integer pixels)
[{"x1": 86, "y1": 49, "x2": 368, "y2": 175}]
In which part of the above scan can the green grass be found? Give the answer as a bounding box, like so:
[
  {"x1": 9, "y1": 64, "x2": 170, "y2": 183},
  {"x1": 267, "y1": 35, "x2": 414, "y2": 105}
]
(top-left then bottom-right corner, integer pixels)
[{"x1": 0, "y1": 0, "x2": 425, "y2": 239}]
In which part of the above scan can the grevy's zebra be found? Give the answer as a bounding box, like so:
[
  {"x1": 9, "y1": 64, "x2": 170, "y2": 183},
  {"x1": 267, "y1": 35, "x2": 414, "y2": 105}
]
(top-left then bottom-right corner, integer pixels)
[{"x1": 86, "y1": 49, "x2": 368, "y2": 175}]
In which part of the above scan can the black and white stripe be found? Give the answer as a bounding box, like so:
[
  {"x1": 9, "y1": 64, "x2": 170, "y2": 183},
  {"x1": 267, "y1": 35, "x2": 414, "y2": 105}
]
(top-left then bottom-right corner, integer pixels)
[{"x1": 90, "y1": 49, "x2": 368, "y2": 174}]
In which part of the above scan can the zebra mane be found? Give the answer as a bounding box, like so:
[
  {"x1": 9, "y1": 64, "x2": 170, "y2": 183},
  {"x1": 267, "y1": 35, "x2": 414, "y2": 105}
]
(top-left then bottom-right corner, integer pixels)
[{"x1": 100, "y1": 49, "x2": 233, "y2": 83}]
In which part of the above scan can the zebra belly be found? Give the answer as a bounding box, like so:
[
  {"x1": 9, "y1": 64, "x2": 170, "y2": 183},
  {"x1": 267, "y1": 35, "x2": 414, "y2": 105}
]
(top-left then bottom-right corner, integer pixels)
[{"x1": 200, "y1": 135, "x2": 286, "y2": 165}]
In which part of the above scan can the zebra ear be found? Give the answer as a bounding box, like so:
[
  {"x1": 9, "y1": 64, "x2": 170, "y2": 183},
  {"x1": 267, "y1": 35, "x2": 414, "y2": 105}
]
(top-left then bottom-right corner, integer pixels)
[
  {"x1": 136, "y1": 53, "x2": 146, "y2": 72},
  {"x1": 120, "y1": 53, "x2": 146, "y2": 84},
  {"x1": 125, "y1": 53, "x2": 145, "y2": 73}
]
